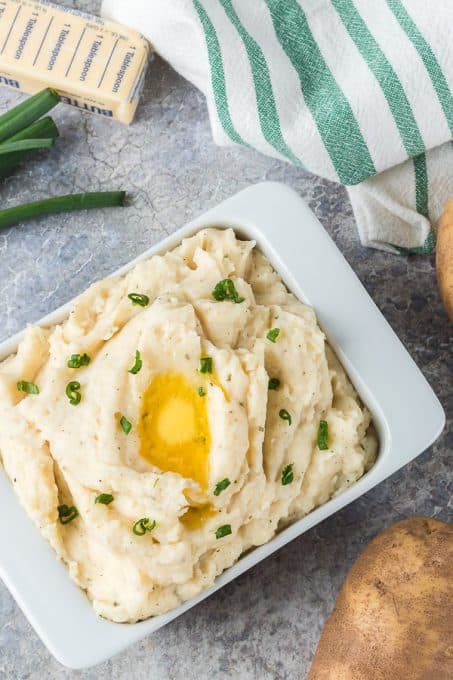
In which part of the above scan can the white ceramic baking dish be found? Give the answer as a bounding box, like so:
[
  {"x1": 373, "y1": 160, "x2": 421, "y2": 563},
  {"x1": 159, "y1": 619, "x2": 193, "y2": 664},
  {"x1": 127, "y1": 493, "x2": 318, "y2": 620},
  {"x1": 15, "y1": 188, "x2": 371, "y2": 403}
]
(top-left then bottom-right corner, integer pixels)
[{"x1": 0, "y1": 182, "x2": 445, "y2": 669}]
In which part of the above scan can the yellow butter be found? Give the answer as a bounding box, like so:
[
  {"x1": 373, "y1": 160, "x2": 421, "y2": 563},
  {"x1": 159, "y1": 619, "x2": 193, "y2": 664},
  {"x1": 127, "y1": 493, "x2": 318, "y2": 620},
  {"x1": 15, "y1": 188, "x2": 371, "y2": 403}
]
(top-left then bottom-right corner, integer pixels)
[{"x1": 0, "y1": 0, "x2": 149, "y2": 124}]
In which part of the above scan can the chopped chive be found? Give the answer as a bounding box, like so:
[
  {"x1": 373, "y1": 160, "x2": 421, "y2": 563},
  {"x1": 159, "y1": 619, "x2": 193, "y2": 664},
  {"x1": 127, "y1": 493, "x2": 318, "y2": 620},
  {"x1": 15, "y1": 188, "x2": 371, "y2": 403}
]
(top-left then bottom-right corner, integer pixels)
[
  {"x1": 132, "y1": 518, "x2": 156, "y2": 536},
  {"x1": 58, "y1": 504, "x2": 78, "y2": 525},
  {"x1": 215, "y1": 524, "x2": 232, "y2": 539},
  {"x1": 95, "y1": 493, "x2": 114, "y2": 505},
  {"x1": 128, "y1": 293, "x2": 149, "y2": 307},
  {"x1": 200, "y1": 357, "x2": 213, "y2": 374},
  {"x1": 66, "y1": 381, "x2": 81, "y2": 406},
  {"x1": 198, "y1": 386, "x2": 206, "y2": 397},
  {"x1": 317, "y1": 420, "x2": 329, "y2": 450},
  {"x1": 279, "y1": 409, "x2": 292, "y2": 425},
  {"x1": 67, "y1": 353, "x2": 90, "y2": 369},
  {"x1": 214, "y1": 478, "x2": 231, "y2": 496},
  {"x1": 0, "y1": 88, "x2": 60, "y2": 144},
  {"x1": 267, "y1": 328, "x2": 280, "y2": 343},
  {"x1": 129, "y1": 350, "x2": 143, "y2": 375},
  {"x1": 120, "y1": 415, "x2": 132, "y2": 435},
  {"x1": 17, "y1": 380, "x2": 39, "y2": 395},
  {"x1": 281, "y1": 464, "x2": 294, "y2": 486},
  {"x1": 212, "y1": 278, "x2": 245, "y2": 304},
  {"x1": 268, "y1": 378, "x2": 280, "y2": 390},
  {"x1": 0, "y1": 192, "x2": 126, "y2": 231}
]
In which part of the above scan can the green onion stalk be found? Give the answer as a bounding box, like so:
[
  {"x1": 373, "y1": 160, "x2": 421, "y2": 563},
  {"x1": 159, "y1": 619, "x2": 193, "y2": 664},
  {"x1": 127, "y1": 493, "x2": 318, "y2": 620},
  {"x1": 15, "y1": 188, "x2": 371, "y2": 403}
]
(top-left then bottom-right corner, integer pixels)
[
  {"x1": 0, "y1": 89, "x2": 128, "y2": 226},
  {"x1": 0, "y1": 192, "x2": 127, "y2": 230}
]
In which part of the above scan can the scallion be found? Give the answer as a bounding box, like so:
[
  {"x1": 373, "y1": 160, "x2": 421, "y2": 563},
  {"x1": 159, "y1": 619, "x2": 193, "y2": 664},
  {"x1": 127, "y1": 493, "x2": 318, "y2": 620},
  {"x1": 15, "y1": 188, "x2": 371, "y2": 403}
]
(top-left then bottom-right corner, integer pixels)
[
  {"x1": 129, "y1": 350, "x2": 143, "y2": 374},
  {"x1": 317, "y1": 420, "x2": 329, "y2": 450},
  {"x1": 212, "y1": 279, "x2": 245, "y2": 304},
  {"x1": 267, "y1": 328, "x2": 280, "y2": 343},
  {"x1": 281, "y1": 464, "x2": 294, "y2": 486},
  {"x1": 0, "y1": 88, "x2": 60, "y2": 144},
  {"x1": 128, "y1": 293, "x2": 149, "y2": 307},
  {"x1": 132, "y1": 518, "x2": 156, "y2": 536},
  {"x1": 214, "y1": 479, "x2": 231, "y2": 496},
  {"x1": 58, "y1": 504, "x2": 78, "y2": 525},
  {"x1": 0, "y1": 192, "x2": 126, "y2": 230},
  {"x1": 215, "y1": 524, "x2": 232, "y2": 539},
  {"x1": 279, "y1": 409, "x2": 292, "y2": 425},
  {"x1": 95, "y1": 493, "x2": 114, "y2": 505},
  {"x1": 17, "y1": 380, "x2": 39, "y2": 395},
  {"x1": 66, "y1": 381, "x2": 81, "y2": 406},
  {"x1": 200, "y1": 357, "x2": 213, "y2": 374},
  {"x1": 67, "y1": 353, "x2": 90, "y2": 369},
  {"x1": 0, "y1": 116, "x2": 59, "y2": 179},
  {"x1": 120, "y1": 415, "x2": 132, "y2": 435},
  {"x1": 0, "y1": 138, "x2": 54, "y2": 156}
]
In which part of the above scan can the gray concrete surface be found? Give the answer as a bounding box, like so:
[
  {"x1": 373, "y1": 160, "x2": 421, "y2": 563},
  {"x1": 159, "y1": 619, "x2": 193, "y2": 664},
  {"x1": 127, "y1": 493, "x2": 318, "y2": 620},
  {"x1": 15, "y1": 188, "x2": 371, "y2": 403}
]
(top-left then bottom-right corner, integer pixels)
[{"x1": 0, "y1": 1, "x2": 451, "y2": 678}]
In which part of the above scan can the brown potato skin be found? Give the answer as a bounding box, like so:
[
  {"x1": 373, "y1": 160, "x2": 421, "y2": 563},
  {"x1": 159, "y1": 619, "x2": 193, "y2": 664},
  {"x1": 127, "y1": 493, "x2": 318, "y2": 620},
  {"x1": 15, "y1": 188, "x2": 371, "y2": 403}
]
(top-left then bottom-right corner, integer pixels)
[
  {"x1": 437, "y1": 197, "x2": 453, "y2": 320},
  {"x1": 308, "y1": 517, "x2": 453, "y2": 680}
]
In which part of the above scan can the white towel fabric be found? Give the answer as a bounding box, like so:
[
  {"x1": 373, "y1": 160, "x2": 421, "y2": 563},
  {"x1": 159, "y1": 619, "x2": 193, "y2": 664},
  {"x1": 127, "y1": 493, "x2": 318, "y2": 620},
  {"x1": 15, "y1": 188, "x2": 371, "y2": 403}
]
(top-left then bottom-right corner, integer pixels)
[{"x1": 102, "y1": 0, "x2": 453, "y2": 253}]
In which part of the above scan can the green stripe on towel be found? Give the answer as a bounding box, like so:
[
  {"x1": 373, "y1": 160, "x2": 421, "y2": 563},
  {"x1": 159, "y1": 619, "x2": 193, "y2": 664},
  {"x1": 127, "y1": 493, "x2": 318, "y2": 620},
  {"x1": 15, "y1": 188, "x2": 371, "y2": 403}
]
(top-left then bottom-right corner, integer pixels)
[
  {"x1": 266, "y1": 0, "x2": 375, "y2": 185},
  {"x1": 219, "y1": 0, "x2": 303, "y2": 167},
  {"x1": 386, "y1": 0, "x2": 453, "y2": 135},
  {"x1": 193, "y1": 0, "x2": 248, "y2": 146},
  {"x1": 394, "y1": 232, "x2": 436, "y2": 255},
  {"x1": 394, "y1": 152, "x2": 435, "y2": 255},
  {"x1": 332, "y1": 0, "x2": 425, "y2": 158},
  {"x1": 413, "y1": 152, "x2": 428, "y2": 218}
]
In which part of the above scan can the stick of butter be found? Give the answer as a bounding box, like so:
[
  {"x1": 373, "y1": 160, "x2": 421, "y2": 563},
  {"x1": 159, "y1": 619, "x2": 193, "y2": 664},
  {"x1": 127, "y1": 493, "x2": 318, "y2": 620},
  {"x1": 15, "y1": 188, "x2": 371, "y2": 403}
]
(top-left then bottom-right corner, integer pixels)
[{"x1": 0, "y1": 0, "x2": 149, "y2": 124}]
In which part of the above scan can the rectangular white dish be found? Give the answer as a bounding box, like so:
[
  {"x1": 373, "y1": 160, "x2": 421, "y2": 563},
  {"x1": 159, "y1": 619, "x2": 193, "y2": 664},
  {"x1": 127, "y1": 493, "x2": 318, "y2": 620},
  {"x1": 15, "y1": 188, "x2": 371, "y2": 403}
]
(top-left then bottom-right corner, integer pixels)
[{"x1": 0, "y1": 181, "x2": 445, "y2": 669}]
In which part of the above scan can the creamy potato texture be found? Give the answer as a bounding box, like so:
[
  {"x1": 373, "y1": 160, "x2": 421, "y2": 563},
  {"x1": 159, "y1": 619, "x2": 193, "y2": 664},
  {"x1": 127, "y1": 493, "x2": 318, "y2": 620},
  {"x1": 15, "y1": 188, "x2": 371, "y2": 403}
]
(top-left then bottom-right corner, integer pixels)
[{"x1": 0, "y1": 229, "x2": 377, "y2": 622}]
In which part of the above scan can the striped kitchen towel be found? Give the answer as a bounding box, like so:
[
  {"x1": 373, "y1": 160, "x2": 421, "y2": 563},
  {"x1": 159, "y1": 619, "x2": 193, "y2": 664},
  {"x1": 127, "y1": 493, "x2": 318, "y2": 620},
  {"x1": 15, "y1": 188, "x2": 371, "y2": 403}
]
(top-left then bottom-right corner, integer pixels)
[{"x1": 103, "y1": 0, "x2": 453, "y2": 253}]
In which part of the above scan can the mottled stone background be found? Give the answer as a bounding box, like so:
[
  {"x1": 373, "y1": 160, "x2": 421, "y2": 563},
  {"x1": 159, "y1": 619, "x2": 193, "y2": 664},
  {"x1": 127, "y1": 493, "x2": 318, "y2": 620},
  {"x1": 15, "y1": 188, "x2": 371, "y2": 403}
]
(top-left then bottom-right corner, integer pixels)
[{"x1": 0, "y1": 1, "x2": 451, "y2": 678}]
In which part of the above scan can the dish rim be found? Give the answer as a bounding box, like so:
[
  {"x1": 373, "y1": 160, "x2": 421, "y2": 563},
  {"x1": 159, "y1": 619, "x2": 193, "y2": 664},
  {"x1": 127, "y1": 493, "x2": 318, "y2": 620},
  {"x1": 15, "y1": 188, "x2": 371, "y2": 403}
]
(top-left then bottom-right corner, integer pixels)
[{"x1": 0, "y1": 181, "x2": 445, "y2": 668}]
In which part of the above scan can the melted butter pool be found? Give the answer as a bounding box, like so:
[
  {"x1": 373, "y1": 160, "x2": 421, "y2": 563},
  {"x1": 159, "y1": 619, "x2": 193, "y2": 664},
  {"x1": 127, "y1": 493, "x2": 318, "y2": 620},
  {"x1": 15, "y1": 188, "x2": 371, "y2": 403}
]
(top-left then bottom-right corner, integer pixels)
[
  {"x1": 139, "y1": 372, "x2": 212, "y2": 491},
  {"x1": 179, "y1": 504, "x2": 217, "y2": 530}
]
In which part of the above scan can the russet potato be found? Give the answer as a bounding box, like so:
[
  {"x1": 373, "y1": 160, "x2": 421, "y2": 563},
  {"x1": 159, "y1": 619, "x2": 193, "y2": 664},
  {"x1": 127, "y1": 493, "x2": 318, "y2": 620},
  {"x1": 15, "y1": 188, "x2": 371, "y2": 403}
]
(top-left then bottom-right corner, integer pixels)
[
  {"x1": 308, "y1": 517, "x2": 453, "y2": 680},
  {"x1": 437, "y1": 197, "x2": 453, "y2": 320}
]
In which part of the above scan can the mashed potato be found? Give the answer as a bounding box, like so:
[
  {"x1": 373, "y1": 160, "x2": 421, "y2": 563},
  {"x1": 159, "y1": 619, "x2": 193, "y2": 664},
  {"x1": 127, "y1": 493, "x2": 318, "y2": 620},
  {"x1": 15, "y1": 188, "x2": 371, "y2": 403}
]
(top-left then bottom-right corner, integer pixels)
[{"x1": 0, "y1": 229, "x2": 377, "y2": 622}]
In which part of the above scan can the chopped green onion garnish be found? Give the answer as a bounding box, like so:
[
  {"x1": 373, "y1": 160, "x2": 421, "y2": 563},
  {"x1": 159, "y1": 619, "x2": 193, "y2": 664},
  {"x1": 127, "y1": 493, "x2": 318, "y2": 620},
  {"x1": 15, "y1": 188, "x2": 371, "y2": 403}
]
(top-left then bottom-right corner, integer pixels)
[
  {"x1": 120, "y1": 415, "x2": 132, "y2": 435},
  {"x1": 17, "y1": 380, "x2": 39, "y2": 395},
  {"x1": 268, "y1": 378, "x2": 280, "y2": 390},
  {"x1": 0, "y1": 192, "x2": 126, "y2": 231},
  {"x1": 214, "y1": 479, "x2": 231, "y2": 496},
  {"x1": 129, "y1": 350, "x2": 143, "y2": 375},
  {"x1": 279, "y1": 409, "x2": 292, "y2": 425},
  {"x1": 66, "y1": 381, "x2": 81, "y2": 406},
  {"x1": 212, "y1": 279, "x2": 245, "y2": 304},
  {"x1": 281, "y1": 464, "x2": 294, "y2": 486},
  {"x1": 128, "y1": 293, "x2": 149, "y2": 307},
  {"x1": 267, "y1": 328, "x2": 280, "y2": 343},
  {"x1": 132, "y1": 518, "x2": 156, "y2": 536},
  {"x1": 200, "y1": 357, "x2": 213, "y2": 374},
  {"x1": 317, "y1": 420, "x2": 329, "y2": 450},
  {"x1": 215, "y1": 524, "x2": 232, "y2": 539},
  {"x1": 95, "y1": 493, "x2": 114, "y2": 505},
  {"x1": 58, "y1": 504, "x2": 78, "y2": 524},
  {"x1": 67, "y1": 353, "x2": 90, "y2": 369},
  {"x1": 198, "y1": 386, "x2": 207, "y2": 397}
]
